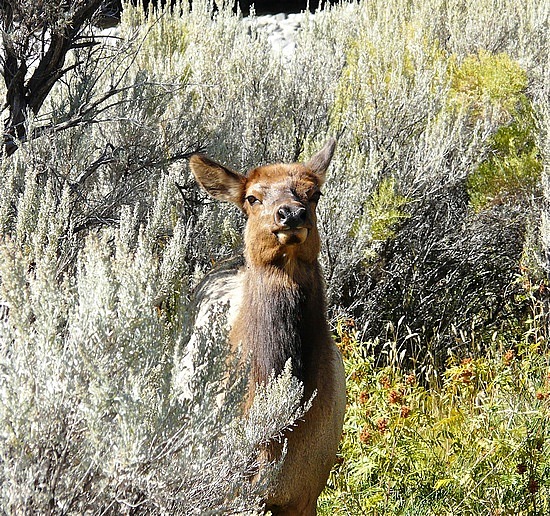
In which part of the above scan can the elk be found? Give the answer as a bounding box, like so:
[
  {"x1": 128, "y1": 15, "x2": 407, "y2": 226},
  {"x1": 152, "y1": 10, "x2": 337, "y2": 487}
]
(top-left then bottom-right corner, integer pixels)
[{"x1": 189, "y1": 139, "x2": 346, "y2": 516}]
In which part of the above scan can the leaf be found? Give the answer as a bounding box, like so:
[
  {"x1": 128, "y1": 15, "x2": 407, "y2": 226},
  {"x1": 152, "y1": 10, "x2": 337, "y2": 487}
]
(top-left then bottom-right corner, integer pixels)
[{"x1": 434, "y1": 478, "x2": 454, "y2": 490}]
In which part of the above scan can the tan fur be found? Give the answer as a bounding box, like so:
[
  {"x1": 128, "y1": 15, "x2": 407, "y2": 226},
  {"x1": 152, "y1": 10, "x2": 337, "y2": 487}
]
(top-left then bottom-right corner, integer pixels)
[{"x1": 190, "y1": 140, "x2": 346, "y2": 515}]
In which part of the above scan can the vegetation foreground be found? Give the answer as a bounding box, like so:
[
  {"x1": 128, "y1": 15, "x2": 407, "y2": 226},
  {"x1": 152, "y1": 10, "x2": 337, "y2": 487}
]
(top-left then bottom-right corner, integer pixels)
[
  {"x1": 323, "y1": 321, "x2": 550, "y2": 514},
  {"x1": 0, "y1": 0, "x2": 549, "y2": 514}
]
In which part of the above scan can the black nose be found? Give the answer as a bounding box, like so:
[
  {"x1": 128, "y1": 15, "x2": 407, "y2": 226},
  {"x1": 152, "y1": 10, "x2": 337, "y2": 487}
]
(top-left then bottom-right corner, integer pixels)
[{"x1": 276, "y1": 205, "x2": 307, "y2": 228}]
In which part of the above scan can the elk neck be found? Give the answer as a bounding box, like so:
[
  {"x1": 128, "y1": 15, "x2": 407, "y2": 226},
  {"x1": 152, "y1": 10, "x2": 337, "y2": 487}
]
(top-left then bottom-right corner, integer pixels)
[{"x1": 231, "y1": 253, "x2": 330, "y2": 395}]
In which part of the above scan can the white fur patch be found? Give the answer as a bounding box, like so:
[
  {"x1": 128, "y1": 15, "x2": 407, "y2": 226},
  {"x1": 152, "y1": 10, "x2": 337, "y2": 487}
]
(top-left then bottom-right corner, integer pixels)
[
  {"x1": 173, "y1": 268, "x2": 244, "y2": 399},
  {"x1": 275, "y1": 227, "x2": 308, "y2": 245}
]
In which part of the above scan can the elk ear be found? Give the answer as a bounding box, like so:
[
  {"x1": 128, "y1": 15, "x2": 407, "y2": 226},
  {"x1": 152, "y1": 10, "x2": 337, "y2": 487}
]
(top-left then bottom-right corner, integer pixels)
[
  {"x1": 305, "y1": 138, "x2": 337, "y2": 182},
  {"x1": 189, "y1": 154, "x2": 246, "y2": 205}
]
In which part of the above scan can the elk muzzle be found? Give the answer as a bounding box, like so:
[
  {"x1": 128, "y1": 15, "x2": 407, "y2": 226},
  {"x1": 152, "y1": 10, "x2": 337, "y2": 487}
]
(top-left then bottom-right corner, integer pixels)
[{"x1": 274, "y1": 204, "x2": 309, "y2": 245}]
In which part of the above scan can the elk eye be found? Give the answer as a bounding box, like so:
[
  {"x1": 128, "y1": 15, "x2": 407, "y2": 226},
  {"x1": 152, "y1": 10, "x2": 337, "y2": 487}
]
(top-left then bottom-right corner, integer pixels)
[{"x1": 246, "y1": 195, "x2": 261, "y2": 205}]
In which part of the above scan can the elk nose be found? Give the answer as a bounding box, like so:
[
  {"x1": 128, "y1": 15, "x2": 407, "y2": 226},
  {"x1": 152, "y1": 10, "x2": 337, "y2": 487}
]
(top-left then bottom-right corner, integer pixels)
[{"x1": 276, "y1": 205, "x2": 307, "y2": 228}]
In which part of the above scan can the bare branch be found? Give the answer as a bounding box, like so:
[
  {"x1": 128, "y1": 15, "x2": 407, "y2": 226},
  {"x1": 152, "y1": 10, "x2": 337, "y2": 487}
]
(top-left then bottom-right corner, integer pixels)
[{"x1": 1, "y1": 0, "x2": 104, "y2": 155}]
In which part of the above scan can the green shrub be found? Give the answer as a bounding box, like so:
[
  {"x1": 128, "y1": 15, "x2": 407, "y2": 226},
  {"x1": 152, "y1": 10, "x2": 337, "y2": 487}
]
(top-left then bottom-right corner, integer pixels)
[
  {"x1": 447, "y1": 50, "x2": 542, "y2": 211},
  {"x1": 349, "y1": 176, "x2": 411, "y2": 264},
  {"x1": 449, "y1": 50, "x2": 528, "y2": 120},
  {"x1": 467, "y1": 102, "x2": 542, "y2": 211},
  {"x1": 320, "y1": 321, "x2": 550, "y2": 515},
  {"x1": 355, "y1": 177, "x2": 411, "y2": 243}
]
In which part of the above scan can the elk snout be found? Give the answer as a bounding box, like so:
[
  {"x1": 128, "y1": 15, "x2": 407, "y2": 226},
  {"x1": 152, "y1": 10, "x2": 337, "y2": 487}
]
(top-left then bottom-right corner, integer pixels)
[{"x1": 275, "y1": 205, "x2": 307, "y2": 229}]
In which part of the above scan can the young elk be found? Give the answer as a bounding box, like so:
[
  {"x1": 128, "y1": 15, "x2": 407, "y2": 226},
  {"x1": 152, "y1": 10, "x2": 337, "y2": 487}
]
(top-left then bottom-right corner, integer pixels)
[{"x1": 189, "y1": 140, "x2": 346, "y2": 516}]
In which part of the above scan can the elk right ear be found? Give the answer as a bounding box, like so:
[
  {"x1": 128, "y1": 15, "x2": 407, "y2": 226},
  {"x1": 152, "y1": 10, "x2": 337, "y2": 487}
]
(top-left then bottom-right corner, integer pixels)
[
  {"x1": 305, "y1": 138, "x2": 337, "y2": 182},
  {"x1": 189, "y1": 154, "x2": 246, "y2": 205}
]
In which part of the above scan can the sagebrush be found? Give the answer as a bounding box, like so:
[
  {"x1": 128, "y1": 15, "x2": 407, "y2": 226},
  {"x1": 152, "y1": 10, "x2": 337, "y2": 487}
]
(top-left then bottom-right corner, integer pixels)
[{"x1": 0, "y1": 0, "x2": 549, "y2": 513}]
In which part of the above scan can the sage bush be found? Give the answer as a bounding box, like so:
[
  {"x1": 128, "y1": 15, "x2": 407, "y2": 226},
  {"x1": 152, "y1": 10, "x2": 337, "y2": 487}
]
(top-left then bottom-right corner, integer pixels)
[{"x1": 0, "y1": 0, "x2": 549, "y2": 513}]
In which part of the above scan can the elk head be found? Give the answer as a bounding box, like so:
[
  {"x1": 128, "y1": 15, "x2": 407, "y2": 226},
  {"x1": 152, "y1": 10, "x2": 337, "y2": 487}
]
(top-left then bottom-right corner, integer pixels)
[{"x1": 189, "y1": 139, "x2": 336, "y2": 268}]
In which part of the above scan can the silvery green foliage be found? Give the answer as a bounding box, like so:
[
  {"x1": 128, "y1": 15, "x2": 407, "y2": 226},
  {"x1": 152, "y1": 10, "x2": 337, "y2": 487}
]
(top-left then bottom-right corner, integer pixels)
[
  {"x1": 243, "y1": 360, "x2": 313, "y2": 450},
  {"x1": 0, "y1": 200, "x2": 307, "y2": 513},
  {"x1": 0, "y1": 0, "x2": 550, "y2": 509},
  {"x1": 532, "y1": 57, "x2": 550, "y2": 340},
  {"x1": 440, "y1": 0, "x2": 549, "y2": 64},
  {"x1": 181, "y1": 1, "x2": 342, "y2": 169},
  {"x1": 534, "y1": 58, "x2": 550, "y2": 278}
]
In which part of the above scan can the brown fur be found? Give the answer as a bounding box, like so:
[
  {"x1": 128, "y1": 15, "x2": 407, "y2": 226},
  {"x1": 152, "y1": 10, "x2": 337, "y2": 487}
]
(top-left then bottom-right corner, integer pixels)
[{"x1": 189, "y1": 139, "x2": 346, "y2": 515}]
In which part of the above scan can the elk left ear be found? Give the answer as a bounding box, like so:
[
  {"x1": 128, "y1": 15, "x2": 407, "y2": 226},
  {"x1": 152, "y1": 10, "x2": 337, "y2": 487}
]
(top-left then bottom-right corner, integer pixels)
[
  {"x1": 305, "y1": 138, "x2": 337, "y2": 182},
  {"x1": 189, "y1": 154, "x2": 246, "y2": 205}
]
